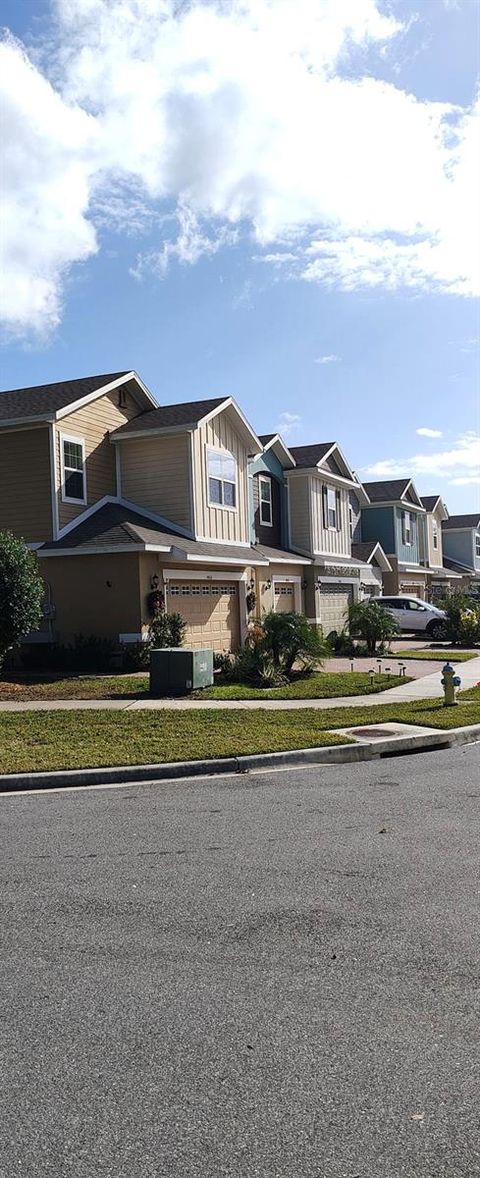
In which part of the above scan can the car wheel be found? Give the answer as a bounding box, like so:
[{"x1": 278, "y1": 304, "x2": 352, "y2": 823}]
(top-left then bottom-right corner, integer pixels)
[{"x1": 426, "y1": 620, "x2": 447, "y2": 640}]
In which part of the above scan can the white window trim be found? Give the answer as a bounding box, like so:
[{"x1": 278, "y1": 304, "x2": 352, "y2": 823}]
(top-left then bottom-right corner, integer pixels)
[
  {"x1": 475, "y1": 533, "x2": 480, "y2": 558},
  {"x1": 402, "y1": 510, "x2": 412, "y2": 546},
  {"x1": 432, "y1": 522, "x2": 438, "y2": 550},
  {"x1": 206, "y1": 446, "x2": 237, "y2": 513},
  {"x1": 259, "y1": 475, "x2": 273, "y2": 527},
  {"x1": 60, "y1": 432, "x2": 87, "y2": 506},
  {"x1": 323, "y1": 485, "x2": 340, "y2": 531}
]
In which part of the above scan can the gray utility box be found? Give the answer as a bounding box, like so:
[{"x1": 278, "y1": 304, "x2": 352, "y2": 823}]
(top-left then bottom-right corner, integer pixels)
[{"x1": 150, "y1": 647, "x2": 214, "y2": 696}]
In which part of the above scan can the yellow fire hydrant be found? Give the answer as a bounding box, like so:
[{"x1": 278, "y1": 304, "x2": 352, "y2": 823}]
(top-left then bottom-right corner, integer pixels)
[{"x1": 441, "y1": 662, "x2": 461, "y2": 707}]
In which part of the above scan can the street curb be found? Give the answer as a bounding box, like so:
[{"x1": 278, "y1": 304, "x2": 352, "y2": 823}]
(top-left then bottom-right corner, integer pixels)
[{"x1": 1, "y1": 723, "x2": 479, "y2": 793}]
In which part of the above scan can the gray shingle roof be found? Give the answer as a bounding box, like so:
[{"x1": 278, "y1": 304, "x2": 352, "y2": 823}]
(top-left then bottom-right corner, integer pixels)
[
  {"x1": 41, "y1": 503, "x2": 176, "y2": 551},
  {"x1": 288, "y1": 443, "x2": 334, "y2": 468},
  {"x1": 40, "y1": 502, "x2": 268, "y2": 564},
  {"x1": 442, "y1": 514, "x2": 480, "y2": 530},
  {"x1": 362, "y1": 479, "x2": 412, "y2": 502},
  {"x1": 111, "y1": 397, "x2": 227, "y2": 437},
  {"x1": 351, "y1": 541, "x2": 381, "y2": 563},
  {"x1": 254, "y1": 543, "x2": 310, "y2": 564},
  {"x1": 0, "y1": 373, "x2": 129, "y2": 422},
  {"x1": 420, "y1": 495, "x2": 442, "y2": 512}
]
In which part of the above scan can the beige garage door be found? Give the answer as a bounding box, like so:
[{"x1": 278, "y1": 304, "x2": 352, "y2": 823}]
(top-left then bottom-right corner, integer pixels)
[
  {"x1": 274, "y1": 582, "x2": 295, "y2": 613},
  {"x1": 399, "y1": 580, "x2": 426, "y2": 598},
  {"x1": 319, "y1": 584, "x2": 353, "y2": 634},
  {"x1": 168, "y1": 581, "x2": 240, "y2": 652}
]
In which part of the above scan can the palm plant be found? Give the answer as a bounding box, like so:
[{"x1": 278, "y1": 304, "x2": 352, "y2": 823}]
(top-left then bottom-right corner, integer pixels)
[{"x1": 347, "y1": 599, "x2": 399, "y2": 656}]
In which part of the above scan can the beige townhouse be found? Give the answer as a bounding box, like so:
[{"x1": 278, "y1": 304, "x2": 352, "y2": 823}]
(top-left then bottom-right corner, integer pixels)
[
  {"x1": 419, "y1": 496, "x2": 461, "y2": 599},
  {"x1": 0, "y1": 371, "x2": 308, "y2": 652},
  {"x1": 285, "y1": 442, "x2": 392, "y2": 636}
]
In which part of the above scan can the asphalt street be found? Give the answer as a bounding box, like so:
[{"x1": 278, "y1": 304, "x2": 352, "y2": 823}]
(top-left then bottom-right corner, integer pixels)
[{"x1": 1, "y1": 745, "x2": 479, "y2": 1177}]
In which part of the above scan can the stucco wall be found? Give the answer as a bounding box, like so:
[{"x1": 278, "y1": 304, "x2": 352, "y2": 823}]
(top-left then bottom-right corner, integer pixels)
[{"x1": 43, "y1": 553, "x2": 142, "y2": 642}]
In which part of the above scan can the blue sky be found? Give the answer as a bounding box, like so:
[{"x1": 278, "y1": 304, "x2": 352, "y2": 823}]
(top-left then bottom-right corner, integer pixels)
[{"x1": 1, "y1": 0, "x2": 479, "y2": 510}]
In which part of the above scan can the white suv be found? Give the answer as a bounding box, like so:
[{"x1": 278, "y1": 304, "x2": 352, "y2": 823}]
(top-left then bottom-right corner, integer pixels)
[{"x1": 378, "y1": 596, "x2": 447, "y2": 638}]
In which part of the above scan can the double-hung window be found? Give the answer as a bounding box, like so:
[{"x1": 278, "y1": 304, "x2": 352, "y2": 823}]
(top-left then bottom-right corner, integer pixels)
[
  {"x1": 61, "y1": 435, "x2": 86, "y2": 504},
  {"x1": 259, "y1": 476, "x2": 273, "y2": 526},
  {"x1": 476, "y1": 533, "x2": 480, "y2": 558},
  {"x1": 402, "y1": 510, "x2": 412, "y2": 546},
  {"x1": 322, "y1": 485, "x2": 340, "y2": 530},
  {"x1": 432, "y1": 521, "x2": 438, "y2": 550},
  {"x1": 207, "y1": 448, "x2": 236, "y2": 508}
]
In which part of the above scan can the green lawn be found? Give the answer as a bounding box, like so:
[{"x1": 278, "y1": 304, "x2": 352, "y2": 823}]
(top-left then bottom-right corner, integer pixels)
[
  {"x1": 393, "y1": 648, "x2": 478, "y2": 662},
  {"x1": 0, "y1": 674, "x2": 150, "y2": 701},
  {"x1": 196, "y1": 672, "x2": 409, "y2": 700},
  {"x1": 0, "y1": 688, "x2": 478, "y2": 776},
  {"x1": 0, "y1": 711, "x2": 350, "y2": 775},
  {"x1": 0, "y1": 670, "x2": 408, "y2": 702}
]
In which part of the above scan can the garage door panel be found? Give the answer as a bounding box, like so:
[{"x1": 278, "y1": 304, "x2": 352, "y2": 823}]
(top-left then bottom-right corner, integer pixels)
[
  {"x1": 319, "y1": 584, "x2": 353, "y2": 634},
  {"x1": 168, "y1": 582, "x2": 240, "y2": 651},
  {"x1": 274, "y1": 583, "x2": 295, "y2": 613}
]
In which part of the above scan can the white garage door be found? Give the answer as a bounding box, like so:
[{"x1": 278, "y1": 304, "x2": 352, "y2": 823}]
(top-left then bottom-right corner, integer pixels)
[
  {"x1": 168, "y1": 581, "x2": 240, "y2": 652},
  {"x1": 399, "y1": 579, "x2": 426, "y2": 598},
  {"x1": 274, "y1": 582, "x2": 295, "y2": 613},
  {"x1": 319, "y1": 584, "x2": 353, "y2": 634}
]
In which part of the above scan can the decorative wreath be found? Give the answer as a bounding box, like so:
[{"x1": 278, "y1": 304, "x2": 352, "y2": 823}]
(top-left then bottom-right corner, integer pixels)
[
  {"x1": 147, "y1": 588, "x2": 165, "y2": 615},
  {"x1": 246, "y1": 589, "x2": 257, "y2": 614}
]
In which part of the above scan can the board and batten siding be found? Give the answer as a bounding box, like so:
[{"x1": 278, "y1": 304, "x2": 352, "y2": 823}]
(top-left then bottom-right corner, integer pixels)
[
  {"x1": 193, "y1": 409, "x2": 249, "y2": 543},
  {"x1": 288, "y1": 476, "x2": 311, "y2": 553},
  {"x1": 426, "y1": 511, "x2": 444, "y2": 568},
  {"x1": 55, "y1": 389, "x2": 140, "y2": 529},
  {"x1": 119, "y1": 432, "x2": 192, "y2": 530},
  {"x1": 0, "y1": 427, "x2": 53, "y2": 543},
  {"x1": 310, "y1": 479, "x2": 351, "y2": 556}
]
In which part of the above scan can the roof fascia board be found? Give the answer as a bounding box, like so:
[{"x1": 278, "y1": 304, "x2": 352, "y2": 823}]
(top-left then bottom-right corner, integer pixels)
[
  {"x1": 184, "y1": 552, "x2": 268, "y2": 566},
  {"x1": 318, "y1": 441, "x2": 355, "y2": 481},
  {"x1": 257, "y1": 552, "x2": 311, "y2": 565},
  {"x1": 111, "y1": 423, "x2": 195, "y2": 442},
  {"x1": 38, "y1": 543, "x2": 148, "y2": 558},
  {"x1": 363, "y1": 498, "x2": 426, "y2": 512},
  {"x1": 261, "y1": 434, "x2": 296, "y2": 468},
  {"x1": 443, "y1": 523, "x2": 480, "y2": 531},
  {"x1": 0, "y1": 416, "x2": 54, "y2": 430},
  {"x1": 202, "y1": 396, "x2": 262, "y2": 453},
  {"x1": 55, "y1": 371, "x2": 156, "y2": 420},
  {"x1": 367, "y1": 542, "x2": 392, "y2": 572},
  {"x1": 286, "y1": 467, "x2": 368, "y2": 496}
]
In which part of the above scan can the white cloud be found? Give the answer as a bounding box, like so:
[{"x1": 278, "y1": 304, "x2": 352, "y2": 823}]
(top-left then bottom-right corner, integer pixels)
[
  {"x1": 276, "y1": 411, "x2": 302, "y2": 439},
  {"x1": 364, "y1": 432, "x2": 480, "y2": 481},
  {"x1": 448, "y1": 475, "x2": 480, "y2": 486},
  {"x1": 130, "y1": 204, "x2": 237, "y2": 279},
  {"x1": 315, "y1": 354, "x2": 339, "y2": 364},
  {"x1": 416, "y1": 427, "x2": 443, "y2": 438},
  {"x1": 1, "y1": 0, "x2": 479, "y2": 336},
  {"x1": 0, "y1": 37, "x2": 98, "y2": 336}
]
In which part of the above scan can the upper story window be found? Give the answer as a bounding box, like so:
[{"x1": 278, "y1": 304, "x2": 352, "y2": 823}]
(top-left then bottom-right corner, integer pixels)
[
  {"x1": 322, "y1": 485, "x2": 340, "y2": 531},
  {"x1": 60, "y1": 434, "x2": 86, "y2": 505},
  {"x1": 432, "y1": 521, "x2": 438, "y2": 549},
  {"x1": 207, "y1": 448, "x2": 236, "y2": 509},
  {"x1": 259, "y1": 476, "x2": 273, "y2": 526},
  {"x1": 402, "y1": 510, "x2": 414, "y2": 546},
  {"x1": 476, "y1": 533, "x2": 480, "y2": 558},
  {"x1": 349, "y1": 502, "x2": 354, "y2": 539}
]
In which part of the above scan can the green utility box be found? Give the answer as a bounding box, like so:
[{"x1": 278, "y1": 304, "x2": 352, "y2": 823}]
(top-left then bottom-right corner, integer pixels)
[{"x1": 150, "y1": 647, "x2": 214, "y2": 696}]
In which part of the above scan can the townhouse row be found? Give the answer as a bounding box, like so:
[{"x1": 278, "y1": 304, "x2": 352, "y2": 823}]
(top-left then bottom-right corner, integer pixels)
[{"x1": 1, "y1": 370, "x2": 479, "y2": 652}]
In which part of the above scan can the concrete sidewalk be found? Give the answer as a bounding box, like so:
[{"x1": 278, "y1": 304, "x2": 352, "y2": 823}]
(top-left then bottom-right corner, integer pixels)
[{"x1": 0, "y1": 656, "x2": 479, "y2": 713}]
